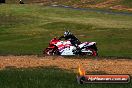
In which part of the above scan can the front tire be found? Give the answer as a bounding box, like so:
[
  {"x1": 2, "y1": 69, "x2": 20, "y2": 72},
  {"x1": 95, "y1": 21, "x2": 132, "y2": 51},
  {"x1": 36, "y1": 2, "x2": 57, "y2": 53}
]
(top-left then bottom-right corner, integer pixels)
[
  {"x1": 84, "y1": 49, "x2": 98, "y2": 56},
  {"x1": 91, "y1": 49, "x2": 98, "y2": 56},
  {"x1": 89, "y1": 44, "x2": 98, "y2": 56},
  {"x1": 81, "y1": 47, "x2": 98, "y2": 56}
]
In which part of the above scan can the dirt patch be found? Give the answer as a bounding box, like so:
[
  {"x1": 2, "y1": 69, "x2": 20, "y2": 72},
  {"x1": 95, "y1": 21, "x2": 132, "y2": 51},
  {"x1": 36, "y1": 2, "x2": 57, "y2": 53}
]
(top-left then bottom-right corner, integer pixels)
[
  {"x1": 0, "y1": 56, "x2": 132, "y2": 75},
  {"x1": 91, "y1": 0, "x2": 120, "y2": 8},
  {"x1": 25, "y1": 0, "x2": 132, "y2": 11},
  {"x1": 110, "y1": 5, "x2": 132, "y2": 11}
]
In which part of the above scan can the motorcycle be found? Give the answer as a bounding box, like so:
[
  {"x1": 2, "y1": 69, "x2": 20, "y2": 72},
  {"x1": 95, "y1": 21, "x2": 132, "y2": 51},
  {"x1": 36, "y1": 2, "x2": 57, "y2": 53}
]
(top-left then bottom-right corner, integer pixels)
[{"x1": 43, "y1": 37, "x2": 98, "y2": 56}]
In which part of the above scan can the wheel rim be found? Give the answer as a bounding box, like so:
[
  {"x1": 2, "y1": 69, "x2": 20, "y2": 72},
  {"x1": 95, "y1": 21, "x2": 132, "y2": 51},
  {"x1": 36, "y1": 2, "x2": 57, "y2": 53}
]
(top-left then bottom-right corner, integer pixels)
[
  {"x1": 44, "y1": 49, "x2": 53, "y2": 55},
  {"x1": 84, "y1": 49, "x2": 97, "y2": 56},
  {"x1": 92, "y1": 50, "x2": 97, "y2": 56},
  {"x1": 44, "y1": 48, "x2": 59, "y2": 55}
]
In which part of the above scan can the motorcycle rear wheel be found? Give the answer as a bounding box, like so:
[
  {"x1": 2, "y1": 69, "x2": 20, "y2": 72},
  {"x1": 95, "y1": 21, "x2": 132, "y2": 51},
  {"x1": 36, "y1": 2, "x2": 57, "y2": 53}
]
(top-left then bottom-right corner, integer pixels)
[
  {"x1": 43, "y1": 48, "x2": 60, "y2": 55},
  {"x1": 43, "y1": 48, "x2": 53, "y2": 55}
]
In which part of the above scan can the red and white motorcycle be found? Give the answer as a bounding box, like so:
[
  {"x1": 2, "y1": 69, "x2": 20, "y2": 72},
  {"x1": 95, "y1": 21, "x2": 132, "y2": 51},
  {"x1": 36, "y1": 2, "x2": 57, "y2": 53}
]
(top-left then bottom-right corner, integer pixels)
[{"x1": 43, "y1": 38, "x2": 98, "y2": 56}]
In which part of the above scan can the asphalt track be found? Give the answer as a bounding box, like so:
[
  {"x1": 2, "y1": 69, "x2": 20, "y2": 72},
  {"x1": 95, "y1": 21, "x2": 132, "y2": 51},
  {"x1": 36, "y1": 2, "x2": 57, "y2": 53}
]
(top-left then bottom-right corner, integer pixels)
[{"x1": 51, "y1": 5, "x2": 132, "y2": 16}]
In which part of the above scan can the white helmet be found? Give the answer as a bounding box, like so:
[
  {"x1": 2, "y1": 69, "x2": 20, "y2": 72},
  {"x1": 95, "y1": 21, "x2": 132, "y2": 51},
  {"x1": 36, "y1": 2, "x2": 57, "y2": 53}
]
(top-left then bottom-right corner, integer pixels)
[{"x1": 64, "y1": 30, "x2": 72, "y2": 37}]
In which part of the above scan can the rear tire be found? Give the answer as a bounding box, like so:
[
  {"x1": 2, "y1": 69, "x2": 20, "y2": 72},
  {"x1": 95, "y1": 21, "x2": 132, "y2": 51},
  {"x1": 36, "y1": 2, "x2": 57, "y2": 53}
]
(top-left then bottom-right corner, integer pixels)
[
  {"x1": 43, "y1": 48, "x2": 54, "y2": 55},
  {"x1": 43, "y1": 47, "x2": 60, "y2": 56}
]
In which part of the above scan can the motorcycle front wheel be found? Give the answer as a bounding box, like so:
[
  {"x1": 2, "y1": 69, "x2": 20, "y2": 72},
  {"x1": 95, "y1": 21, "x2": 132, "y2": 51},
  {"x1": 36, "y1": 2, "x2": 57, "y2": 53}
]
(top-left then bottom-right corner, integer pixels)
[{"x1": 81, "y1": 49, "x2": 98, "y2": 56}]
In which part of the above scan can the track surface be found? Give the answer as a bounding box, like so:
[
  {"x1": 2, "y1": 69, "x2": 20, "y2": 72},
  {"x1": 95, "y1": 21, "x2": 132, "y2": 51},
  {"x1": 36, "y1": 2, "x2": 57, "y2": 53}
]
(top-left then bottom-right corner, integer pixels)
[
  {"x1": 51, "y1": 5, "x2": 132, "y2": 16},
  {"x1": 0, "y1": 56, "x2": 132, "y2": 75}
]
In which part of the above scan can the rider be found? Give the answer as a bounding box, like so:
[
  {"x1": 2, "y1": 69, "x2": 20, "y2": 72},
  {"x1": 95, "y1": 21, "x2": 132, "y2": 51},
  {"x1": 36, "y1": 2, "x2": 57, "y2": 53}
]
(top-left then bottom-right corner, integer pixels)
[{"x1": 59, "y1": 30, "x2": 81, "y2": 48}]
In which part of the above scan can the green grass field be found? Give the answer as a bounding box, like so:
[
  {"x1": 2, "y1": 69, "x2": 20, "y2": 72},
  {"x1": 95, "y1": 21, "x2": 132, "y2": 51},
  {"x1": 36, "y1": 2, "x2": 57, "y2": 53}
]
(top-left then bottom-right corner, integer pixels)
[
  {"x1": 0, "y1": 4, "x2": 132, "y2": 88},
  {"x1": 0, "y1": 67, "x2": 131, "y2": 88},
  {"x1": 0, "y1": 4, "x2": 132, "y2": 57},
  {"x1": 121, "y1": 0, "x2": 132, "y2": 8}
]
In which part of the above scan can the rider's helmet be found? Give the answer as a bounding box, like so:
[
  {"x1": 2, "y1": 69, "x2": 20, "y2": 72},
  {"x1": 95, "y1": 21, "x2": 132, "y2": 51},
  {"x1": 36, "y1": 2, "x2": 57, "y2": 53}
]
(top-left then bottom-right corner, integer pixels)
[{"x1": 64, "y1": 30, "x2": 72, "y2": 37}]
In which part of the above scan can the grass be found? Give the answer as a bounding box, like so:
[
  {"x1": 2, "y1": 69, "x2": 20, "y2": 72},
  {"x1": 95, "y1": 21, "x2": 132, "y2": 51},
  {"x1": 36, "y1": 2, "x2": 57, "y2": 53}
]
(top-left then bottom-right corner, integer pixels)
[
  {"x1": 0, "y1": 4, "x2": 132, "y2": 57},
  {"x1": 0, "y1": 67, "x2": 131, "y2": 88},
  {"x1": 53, "y1": 0, "x2": 106, "y2": 6},
  {"x1": 121, "y1": 0, "x2": 132, "y2": 8},
  {"x1": 0, "y1": 4, "x2": 131, "y2": 88}
]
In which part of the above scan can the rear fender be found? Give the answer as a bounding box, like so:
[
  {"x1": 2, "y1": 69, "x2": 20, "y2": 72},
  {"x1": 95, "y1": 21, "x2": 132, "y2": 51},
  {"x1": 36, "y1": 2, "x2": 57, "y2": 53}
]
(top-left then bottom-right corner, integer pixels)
[{"x1": 87, "y1": 42, "x2": 96, "y2": 46}]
